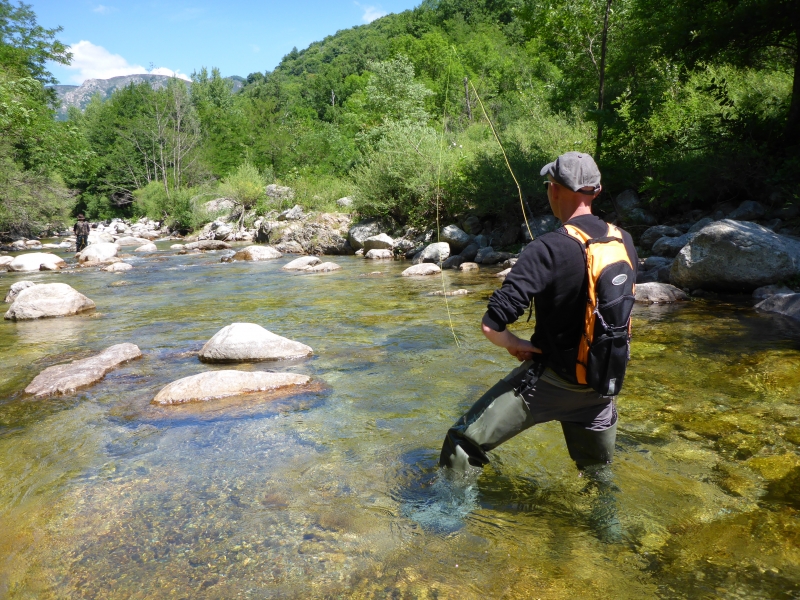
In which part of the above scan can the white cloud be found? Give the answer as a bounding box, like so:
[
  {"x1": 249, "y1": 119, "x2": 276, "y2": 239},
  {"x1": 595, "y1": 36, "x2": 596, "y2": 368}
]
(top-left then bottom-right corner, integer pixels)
[
  {"x1": 355, "y1": 2, "x2": 387, "y2": 23},
  {"x1": 93, "y1": 4, "x2": 114, "y2": 14},
  {"x1": 64, "y1": 40, "x2": 190, "y2": 84}
]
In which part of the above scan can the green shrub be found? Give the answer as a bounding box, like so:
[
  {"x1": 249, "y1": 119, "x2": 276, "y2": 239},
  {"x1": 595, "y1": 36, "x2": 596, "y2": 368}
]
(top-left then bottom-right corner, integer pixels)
[{"x1": 132, "y1": 181, "x2": 205, "y2": 233}]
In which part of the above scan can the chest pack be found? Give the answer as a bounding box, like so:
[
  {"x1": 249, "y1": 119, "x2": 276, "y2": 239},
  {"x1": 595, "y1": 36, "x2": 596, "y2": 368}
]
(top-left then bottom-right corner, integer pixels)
[{"x1": 563, "y1": 223, "x2": 635, "y2": 396}]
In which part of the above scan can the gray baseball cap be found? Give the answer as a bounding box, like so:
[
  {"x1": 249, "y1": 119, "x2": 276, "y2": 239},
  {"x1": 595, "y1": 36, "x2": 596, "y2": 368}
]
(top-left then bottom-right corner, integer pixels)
[{"x1": 540, "y1": 152, "x2": 601, "y2": 195}]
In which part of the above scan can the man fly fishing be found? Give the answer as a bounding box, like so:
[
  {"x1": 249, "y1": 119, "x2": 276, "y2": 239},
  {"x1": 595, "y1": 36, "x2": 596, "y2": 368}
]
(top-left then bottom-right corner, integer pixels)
[{"x1": 438, "y1": 152, "x2": 638, "y2": 540}]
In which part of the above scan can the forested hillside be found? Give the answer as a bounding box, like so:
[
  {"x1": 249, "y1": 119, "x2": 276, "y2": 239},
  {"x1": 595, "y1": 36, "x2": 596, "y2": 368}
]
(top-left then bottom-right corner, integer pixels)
[{"x1": 1, "y1": 0, "x2": 798, "y2": 236}]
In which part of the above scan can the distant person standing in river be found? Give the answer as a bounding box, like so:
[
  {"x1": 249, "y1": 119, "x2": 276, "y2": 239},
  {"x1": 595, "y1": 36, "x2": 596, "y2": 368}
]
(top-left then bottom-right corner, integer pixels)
[
  {"x1": 73, "y1": 214, "x2": 90, "y2": 253},
  {"x1": 438, "y1": 152, "x2": 638, "y2": 541}
]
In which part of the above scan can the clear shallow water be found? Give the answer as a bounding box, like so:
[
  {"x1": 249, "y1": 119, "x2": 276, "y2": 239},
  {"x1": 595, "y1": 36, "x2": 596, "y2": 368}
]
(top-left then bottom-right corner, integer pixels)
[{"x1": 0, "y1": 244, "x2": 799, "y2": 598}]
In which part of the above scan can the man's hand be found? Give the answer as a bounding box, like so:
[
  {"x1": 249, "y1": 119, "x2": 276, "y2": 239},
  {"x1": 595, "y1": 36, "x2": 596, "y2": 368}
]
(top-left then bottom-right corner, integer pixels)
[{"x1": 481, "y1": 323, "x2": 541, "y2": 362}]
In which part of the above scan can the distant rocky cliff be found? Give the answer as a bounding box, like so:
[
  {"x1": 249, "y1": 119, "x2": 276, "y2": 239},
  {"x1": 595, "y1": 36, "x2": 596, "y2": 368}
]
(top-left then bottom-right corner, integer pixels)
[{"x1": 51, "y1": 74, "x2": 244, "y2": 120}]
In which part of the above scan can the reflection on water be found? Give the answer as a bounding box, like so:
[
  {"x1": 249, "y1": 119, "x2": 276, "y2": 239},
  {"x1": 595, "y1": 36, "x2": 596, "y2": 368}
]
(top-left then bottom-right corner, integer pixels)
[{"x1": 1, "y1": 244, "x2": 799, "y2": 598}]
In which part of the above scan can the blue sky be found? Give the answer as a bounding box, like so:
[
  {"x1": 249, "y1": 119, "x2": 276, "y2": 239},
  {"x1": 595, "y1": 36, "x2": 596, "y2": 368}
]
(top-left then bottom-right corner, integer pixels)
[{"x1": 31, "y1": 0, "x2": 421, "y2": 85}]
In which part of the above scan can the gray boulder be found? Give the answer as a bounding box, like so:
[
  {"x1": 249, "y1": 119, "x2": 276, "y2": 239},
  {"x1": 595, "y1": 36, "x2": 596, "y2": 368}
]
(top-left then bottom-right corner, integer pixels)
[
  {"x1": 363, "y1": 233, "x2": 394, "y2": 251},
  {"x1": 265, "y1": 184, "x2": 295, "y2": 202},
  {"x1": 473, "y1": 234, "x2": 490, "y2": 248},
  {"x1": 277, "y1": 205, "x2": 304, "y2": 221},
  {"x1": 347, "y1": 220, "x2": 382, "y2": 250},
  {"x1": 184, "y1": 240, "x2": 232, "y2": 251},
  {"x1": 475, "y1": 247, "x2": 513, "y2": 265},
  {"x1": 643, "y1": 256, "x2": 673, "y2": 271},
  {"x1": 9, "y1": 253, "x2": 67, "y2": 271},
  {"x1": 460, "y1": 243, "x2": 479, "y2": 262},
  {"x1": 672, "y1": 219, "x2": 800, "y2": 291},
  {"x1": 640, "y1": 225, "x2": 682, "y2": 250},
  {"x1": 688, "y1": 217, "x2": 714, "y2": 234},
  {"x1": 418, "y1": 242, "x2": 450, "y2": 264},
  {"x1": 199, "y1": 322, "x2": 312, "y2": 363},
  {"x1": 304, "y1": 261, "x2": 341, "y2": 272},
  {"x1": 25, "y1": 343, "x2": 142, "y2": 397},
  {"x1": 152, "y1": 371, "x2": 310, "y2": 405},
  {"x1": 522, "y1": 215, "x2": 561, "y2": 241},
  {"x1": 231, "y1": 246, "x2": 282, "y2": 261},
  {"x1": 753, "y1": 284, "x2": 794, "y2": 302},
  {"x1": 475, "y1": 246, "x2": 495, "y2": 263},
  {"x1": 635, "y1": 283, "x2": 690, "y2": 303},
  {"x1": 336, "y1": 196, "x2": 353, "y2": 208},
  {"x1": 652, "y1": 233, "x2": 694, "y2": 258},
  {"x1": 440, "y1": 225, "x2": 472, "y2": 252},
  {"x1": 615, "y1": 190, "x2": 657, "y2": 225},
  {"x1": 727, "y1": 200, "x2": 766, "y2": 222},
  {"x1": 442, "y1": 255, "x2": 466, "y2": 270},
  {"x1": 402, "y1": 263, "x2": 441, "y2": 276},
  {"x1": 4, "y1": 283, "x2": 95, "y2": 320},
  {"x1": 5, "y1": 280, "x2": 36, "y2": 303},
  {"x1": 134, "y1": 243, "x2": 158, "y2": 253},
  {"x1": 755, "y1": 294, "x2": 800, "y2": 321},
  {"x1": 462, "y1": 215, "x2": 482, "y2": 235}
]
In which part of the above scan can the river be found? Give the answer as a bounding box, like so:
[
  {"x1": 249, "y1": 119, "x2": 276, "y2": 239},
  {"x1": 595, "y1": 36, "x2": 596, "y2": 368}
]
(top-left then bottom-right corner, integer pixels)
[{"x1": 1, "y1": 243, "x2": 798, "y2": 598}]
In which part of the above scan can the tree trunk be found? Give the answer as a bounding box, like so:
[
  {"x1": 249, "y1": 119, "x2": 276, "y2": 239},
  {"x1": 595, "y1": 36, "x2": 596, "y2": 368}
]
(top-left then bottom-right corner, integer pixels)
[
  {"x1": 595, "y1": 0, "x2": 613, "y2": 158},
  {"x1": 785, "y1": 26, "x2": 800, "y2": 140},
  {"x1": 464, "y1": 77, "x2": 472, "y2": 120}
]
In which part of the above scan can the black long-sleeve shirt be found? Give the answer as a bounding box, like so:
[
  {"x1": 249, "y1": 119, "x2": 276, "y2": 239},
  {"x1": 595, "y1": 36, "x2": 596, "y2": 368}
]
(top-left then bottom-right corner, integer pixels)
[{"x1": 482, "y1": 214, "x2": 637, "y2": 383}]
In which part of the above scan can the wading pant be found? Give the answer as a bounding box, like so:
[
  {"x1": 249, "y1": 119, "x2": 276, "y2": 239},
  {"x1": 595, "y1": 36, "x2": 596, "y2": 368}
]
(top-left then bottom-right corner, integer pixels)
[
  {"x1": 76, "y1": 234, "x2": 88, "y2": 252},
  {"x1": 439, "y1": 360, "x2": 617, "y2": 472}
]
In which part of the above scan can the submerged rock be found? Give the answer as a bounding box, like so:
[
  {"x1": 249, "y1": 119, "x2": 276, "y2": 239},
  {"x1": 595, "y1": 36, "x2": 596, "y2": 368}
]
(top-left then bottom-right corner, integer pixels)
[
  {"x1": 304, "y1": 262, "x2": 341, "y2": 272},
  {"x1": 25, "y1": 343, "x2": 142, "y2": 397},
  {"x1": 199, "y1": 322, "x2": 313, "y2": 363},
  {"x1": 429, "y1": 289, "x2": 469, "y2": 296},
  {"x1": 635, "y1": 282, "x2": 689, "y2": 303},
  {"x1": 4, "y1": 283, "x2": 96, "y2": 320},
  {"x1": 231, "y1": 245, "x2": 282, "y2": 261},
  {"x1": 283, "y1": 256, "x2": 321, "y2": 270},
  {"x1": 755, "y1": 293, "x2": 800, "y2": 321},
  {"x1": 152, "y1": 370, "x2": 311, "y2": 405},
  {"x1": 4, "y1": 280, "x2": 36, "y2": 303},
  {"x1": 8, "y1": 253, "x2": 66, "y2": 272},
  {"x1": 402, "y1": 264, "x2": 441, "y2": 276},
  {"x1": 752, "y1": 284, "x2": 794, "y2": 301}
]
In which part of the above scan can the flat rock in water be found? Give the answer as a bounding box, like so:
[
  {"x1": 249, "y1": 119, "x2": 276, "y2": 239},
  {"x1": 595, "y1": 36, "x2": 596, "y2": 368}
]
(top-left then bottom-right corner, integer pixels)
[
  {"x1": 429, "y1": 289, "x2": 469, "y2": 296},
  {"x1": 199, "y1": 322, "x2": 312, "y2": 362},
  {"x1": 753, "y1": 284, "x2": 794, "y2": 301},
  {"x1": 134, "y1": 243, "x2": 158, "y2": 252},
  {"x1": 114, "y1": 236, "x2": 152, "y2": 247},
  {"x1": 365, "y1": 249, "x2": 393, "y2": 259},
  {"x1": 153, "y1": 370, "x2": 311, "y2": 405},
  {"x1": 170, "y1": 244, "x2": 184, "y2": 250},
  {"x1": 496, "y1": 268, "x2": 512, "y2": 278},
  {"x1": 4, "y1": 280, "x2": 36, "y2": 303},
  {"x1": 8, "y1": 253, "x2": 66, "y2": 272},
  {"x1": 78, "y1": 243, "x2": 118, "y2": 263},
  {"x1": 24, "y1": 343, "x2": 142, "y2": 397},
  {"x1": 635, "y1": 282, "x2": 689, "y2": 303},
  {"x1": 283, "y1": 256, "x2": 321, "y2": 270},
  {"x1": 402, "y1": 263, "x2": 441, "y2": 276},
  {"x1": 304, "y1": 262, "x2": 341, "y2": 272},
  {"x1": 104, "y1": 262, "x2": 132, "y2": 272},
  {"x1": 755, "y1": 293, "x2": 800, "y2": 321},
  {"x1": 184, "y1": 240, "x2": 232, "y2": 251},
  {"x1": 4, "y1": 283, "x2": 96, "y2": 320},
  {"x1": 232, "y1": 245, "x2": 282, "y2": 261},
  {"x1": 459, "y1": 262, "x2": 479, "y2": 271}
]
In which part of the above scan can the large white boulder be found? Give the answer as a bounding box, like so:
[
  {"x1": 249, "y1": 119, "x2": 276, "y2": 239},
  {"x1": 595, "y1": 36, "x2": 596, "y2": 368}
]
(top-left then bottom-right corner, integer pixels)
[
  {"x1": 152, "y1": 371, "x2": 311, "y2": 405},
  {"x1": 25, "y1": 343, "x2": 142, "y2": 397},
  {"x1": 231, "y1": 246, "x2": 282, "y2": 261},
  {"x1": 0, "y1": 256, "x2": 13, "y2": 270},
  {"x1": 418, "y1": 242, "x2": 450, "y2": 264},
  {"x1": 88, "y1": 231, "x2": 115, "y2": 244},
  {"x1": 77, "y1": 242, "x2": 118, "y2": 263},
  {"x1": 671, "y1": 220, "x2": 800, "y2": 291},
  {"x1": 134, "y1": 243, "x2": 158, "y2": 253},
  {"x1": 402, "y1": 263, "x2": 442, "y2": 276},
  {"x1": 8, "y1": 253, "x2": 66, "y2": 272},
  {"x1": 363, "y1": 233, "x2": 394, "y2": 251},
  {"x1": 4, "y1": 283, "x2": 95, "y2": 320},
  {"x1": 304, "y1": 262, "x2": 341, "y2": 272},
  {"x1": 199, "y1": 323, "x2": 313, "y2": 363},
  {"x1": 283, "y1": 256, "x2": 321, "y2": 271}
]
